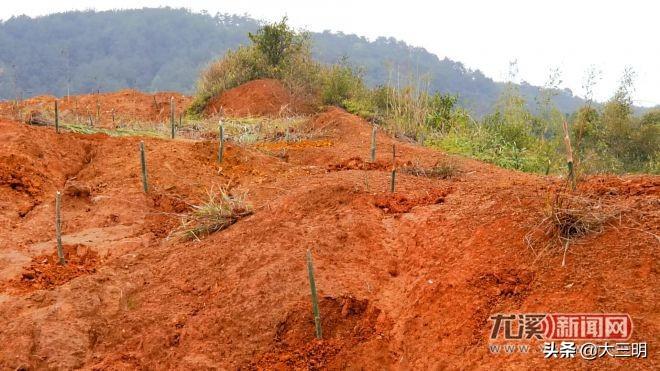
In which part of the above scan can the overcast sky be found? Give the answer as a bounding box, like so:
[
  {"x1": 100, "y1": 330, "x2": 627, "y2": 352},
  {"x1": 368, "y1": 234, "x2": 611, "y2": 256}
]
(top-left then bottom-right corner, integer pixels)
[{"x1": 2, "y1": 0, "x2": 658, "y2": 106}]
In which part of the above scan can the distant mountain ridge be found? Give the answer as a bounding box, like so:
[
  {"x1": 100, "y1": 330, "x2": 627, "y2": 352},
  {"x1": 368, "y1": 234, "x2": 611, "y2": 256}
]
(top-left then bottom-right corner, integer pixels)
[{"x1": 0, "y1": 7, "x2": 586, "y2": 116}]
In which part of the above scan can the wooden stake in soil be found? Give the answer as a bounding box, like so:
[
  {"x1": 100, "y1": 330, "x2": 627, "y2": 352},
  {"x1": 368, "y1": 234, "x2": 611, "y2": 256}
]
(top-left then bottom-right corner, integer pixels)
[
  {"x1": 55, "y1": 191, "x2": 65, "y2": 265},
  {"x1": 390, "y1": 144, "x2": 397, "y2": 193},
  {"x1": 561, "y1": 120, "x2": 575, "y2": 189},
  {"x1": 54, "y1": 100, "x2": 59, "y2": 133},
  {"x1": 111, "y1": 109, "x2": 116, "y2": 127},
  {"x1": 370, "y1": 124, "x2": 377, "y2": 162},
  {"x1": 139, "y1": 141, "x2": 149, "y2": 193},
  {"x1": 306, "y1": 249, "x2": 322, "y2": 339},
  {"x1": 218, "y1": 122, "x2": 225, "y2": 163},
  {"x1": 390, "y1": 169, "x2": 397, "y2": 193},
  {"x1": 170, "y1": 96, "x2": 175, "y2": 139}
]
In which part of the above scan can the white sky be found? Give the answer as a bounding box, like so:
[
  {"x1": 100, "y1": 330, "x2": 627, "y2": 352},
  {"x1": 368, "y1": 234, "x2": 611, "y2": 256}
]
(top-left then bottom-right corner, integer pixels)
[{"x1": 2, "y1": 0, "x2": 659, "y2": 106}]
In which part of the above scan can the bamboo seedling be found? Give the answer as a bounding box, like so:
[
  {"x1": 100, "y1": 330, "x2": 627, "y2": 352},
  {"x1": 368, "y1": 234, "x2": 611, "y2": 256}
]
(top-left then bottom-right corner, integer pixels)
[
  {"x1": 55, "y1": 191, "x2": 65, "y2": 265},
  {"x1": 370, "y1": 124, "x2": 377, "y2": 162},
  {"x1": 139, "y1": 141, "x2": 149, "y2": 193},
  {"x1": 562, "y1": 120, "x2": 575, "y2": 190},
  {"x1": 218, "y1": 122, "x2": 225, "y2": 163},
  {"x1": 54, "y1": 100, "x2": 59, "y2": 133},
  {"x1": 306, "y1": 249, "x2": 322, "y2": 339}
]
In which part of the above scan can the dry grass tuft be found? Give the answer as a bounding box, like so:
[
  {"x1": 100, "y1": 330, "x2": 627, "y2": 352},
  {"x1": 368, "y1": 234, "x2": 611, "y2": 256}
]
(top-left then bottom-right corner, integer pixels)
[
  {"x1": 173, "y1": 189, "x2": 253, "y2": 241},
  {"x1": 525, "y1": 191, "x2": 622, "y2": 266},
  {"x1": 548, "y1": 192, "x2": 619, "y2": 239},
  {"x1": 403, "y1": 160, "x2": 457, "y2": 179}
]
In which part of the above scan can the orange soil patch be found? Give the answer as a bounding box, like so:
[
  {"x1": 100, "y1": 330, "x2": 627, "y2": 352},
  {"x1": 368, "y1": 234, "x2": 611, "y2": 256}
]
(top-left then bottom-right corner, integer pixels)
[
  {"x1": 0, "y1": 102, "x2": 657, "y2": 370},
  {"x1": 0, "y1": 89, "x2": 191, "y2": 129},
  {"x1": 327, "y1": 156, "x2": 413, "y2": 171},
  {"x1": 252, "y1": 295, "x2": 388, "y2": 369},
  {"x1": 204, "y1": 79, "x2": 314, "y2": 117},
  {"x1": 257, "y1": 138, "x2": 334, "y2": 152},
  {"x1": 3, "y1": 244, "x2": 98, "y2": 293},
  {"x1": 373, "y1": 188, "x2": 452, "y2": 213}
]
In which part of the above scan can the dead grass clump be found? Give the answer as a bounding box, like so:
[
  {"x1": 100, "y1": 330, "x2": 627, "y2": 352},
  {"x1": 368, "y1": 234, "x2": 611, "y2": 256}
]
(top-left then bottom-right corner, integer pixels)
[
  {"x1": 403, "y1": 160, "x2": 457, "y2": 179},
  {"x1": 173, "y1": 189, "x2": 253, "y2": 241},
  {"x1": 525, "y1": 191, "x2": 622, "y2": 266},
  {"x1": 549, "y1": 192, "x2": 621, "y2": 239}
]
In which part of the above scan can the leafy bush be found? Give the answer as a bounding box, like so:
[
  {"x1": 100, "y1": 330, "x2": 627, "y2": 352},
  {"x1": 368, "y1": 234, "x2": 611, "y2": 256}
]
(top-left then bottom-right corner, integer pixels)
[
  {"x1": 320, "y1": 62, "x2": 363, "y2": 106},
  {"x1": 188, "y1": 17, "x2": 318, "y2": 117},
  {"x1": 187, "y1": 46, "x2": 270, "y2": 116},
  {"x1": 248, "y1": 17, "x2": 306, "y2": 68},
  {"x1": 189, "y1": 18, "x2": 657, "y2": 176},
  {"x1": 428, "y1": 126, "x2": 548, "y2": 173}
]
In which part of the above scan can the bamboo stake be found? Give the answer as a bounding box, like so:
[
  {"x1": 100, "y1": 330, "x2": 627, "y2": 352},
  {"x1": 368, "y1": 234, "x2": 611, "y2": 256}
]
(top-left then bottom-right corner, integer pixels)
[
  {"x1": 139, "y1": 141, "x2": 148, "y2": 193},
  {"x1": 218, "y1": 122, "x2": 224, "y2": 163},
  {"x1": 391, "y1": 144, "x2": 397, "y2": 192},
  {"x1": 55, "y1": 191, "x2": 65, "y2": 265},
  {"x1": 170, "y1": 96, "x2": 175, "y2": 139},
  {"x1": 306, "y1": 249, "x2": 322, "y2": 339},
  {"x1": 54, "y1": 100, "x2": 59, "y2": 133},
  {"x1": 370, "y1": 125, "x2": 377, "y2": 162},
  {"x1": 390, "y1": 169, "x2": 397, "y2": 193}
]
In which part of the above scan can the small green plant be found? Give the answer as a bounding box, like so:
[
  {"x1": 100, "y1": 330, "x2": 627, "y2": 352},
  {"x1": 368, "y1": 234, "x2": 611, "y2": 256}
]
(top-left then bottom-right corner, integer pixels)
[{"x1": 173, "y1": 189, "x2": 253, "y2": 241}]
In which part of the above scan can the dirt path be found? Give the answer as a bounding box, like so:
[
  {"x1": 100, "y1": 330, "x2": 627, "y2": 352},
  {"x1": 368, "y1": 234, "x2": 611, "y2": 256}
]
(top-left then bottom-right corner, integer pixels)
[{"x1": 0, "y1": 105, "x2": 658, "y2": 369}]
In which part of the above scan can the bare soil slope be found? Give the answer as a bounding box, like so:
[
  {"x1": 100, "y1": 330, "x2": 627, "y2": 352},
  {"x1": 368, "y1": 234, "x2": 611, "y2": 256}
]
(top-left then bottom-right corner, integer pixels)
[
  {"x1": 0, "y1": 90, "x2": 191, "y2": 129},
  {"x1": 204, "y1": 79, "x2": 313, "y2": 117},
  {"x1": 0, "y1": 90, "x2": 657, "y2": 369}
]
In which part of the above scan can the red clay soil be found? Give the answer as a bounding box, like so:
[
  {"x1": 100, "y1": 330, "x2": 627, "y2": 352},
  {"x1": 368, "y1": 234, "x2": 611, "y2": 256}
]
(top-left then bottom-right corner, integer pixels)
[
  {"x1": 327, "y1": 156, "x2": 414, "y2": 172},
  {"x1": 0, "y1": 104, "x2": 658, "y2": 370},
  {"x1": 373, "y1": 188, "x2": 451, "y2": 214},
  {"x1": 0, "y1": 90, "x2": 191, "y2": 129},
  {"x1": 2, "y1": 244, "x2": 99, "y2": 294},
  {"x1": 204, "y1": 79, "x2": 314, "y2": 117}
]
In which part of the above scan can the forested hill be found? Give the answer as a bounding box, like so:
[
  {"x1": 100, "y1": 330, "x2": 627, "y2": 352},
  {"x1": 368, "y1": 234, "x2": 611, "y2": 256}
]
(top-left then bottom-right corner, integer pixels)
[{"x1": 0, "y1": 7, "x2": 584, "y2": 115}]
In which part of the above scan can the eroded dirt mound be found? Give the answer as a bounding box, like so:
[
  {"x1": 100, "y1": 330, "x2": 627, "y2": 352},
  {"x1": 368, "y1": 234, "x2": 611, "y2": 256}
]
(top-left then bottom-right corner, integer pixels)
[
  {"x1": 373, "y1": 188, "x2": 451, "y2": 213},
  {"x1": 252, "y1": 296, "x2": 388, "y2": 369},
  {"x1": 3, "y1": 244, "x2": 99, "y2": 293},
  {"x1": 204, "y1": 79, "x2": 313, "y2": 117},
  {"x1": 0, "y1": 104, "x2": 657, "y2": 370},
  {"x1": 0, "y1": 90, "x2": 191, "y2": 129}
]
